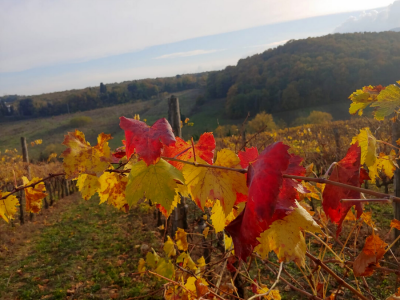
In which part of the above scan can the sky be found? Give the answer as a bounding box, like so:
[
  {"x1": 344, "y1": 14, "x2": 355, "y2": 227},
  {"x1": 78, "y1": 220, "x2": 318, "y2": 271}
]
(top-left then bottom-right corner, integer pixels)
[{"x1": 0, "y1": 0, "x2": 399, "y2": 96}]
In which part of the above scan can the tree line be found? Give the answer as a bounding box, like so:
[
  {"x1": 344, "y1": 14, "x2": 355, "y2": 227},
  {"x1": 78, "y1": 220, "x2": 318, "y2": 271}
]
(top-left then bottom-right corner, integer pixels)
[{"x1": 1, "y1": 74, "x2": 207, "y2": 118}]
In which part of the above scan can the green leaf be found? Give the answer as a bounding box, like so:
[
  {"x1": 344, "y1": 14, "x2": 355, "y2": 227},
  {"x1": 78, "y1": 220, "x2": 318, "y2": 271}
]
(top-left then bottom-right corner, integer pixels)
[
  {"x1": 371, "y1": 84, "x2": 400, "y2": 120},
  {"x1": 146, "y1": 250, "x2": 159, "y2": 268},
  {"x1": 154, "y1": 258, "x2": 175, "y2": 279},
  {"x1": 348, "y1": 89, "x2": 374, "y2": 116},
  {"x1": 125, "y1": 158, "x2": 184, "y2": 213}
]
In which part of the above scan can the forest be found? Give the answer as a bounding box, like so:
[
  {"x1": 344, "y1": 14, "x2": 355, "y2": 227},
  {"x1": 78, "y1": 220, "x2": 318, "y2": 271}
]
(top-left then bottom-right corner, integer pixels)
[{"x1": 206, "y1": 32, "x2": 400, "y2": 117}]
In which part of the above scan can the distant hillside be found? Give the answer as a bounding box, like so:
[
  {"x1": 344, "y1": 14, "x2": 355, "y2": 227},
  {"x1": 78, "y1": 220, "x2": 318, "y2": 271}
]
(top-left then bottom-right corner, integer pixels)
[
  {"x1": 206, "y1": 32, "x2": 400, "y2": 118},
  {"x1": 391, "y1": 27, "x2": 400, "y2": 32},
  {"x1": 0, "y1": 73, "x2": 208, "y2": 119}
]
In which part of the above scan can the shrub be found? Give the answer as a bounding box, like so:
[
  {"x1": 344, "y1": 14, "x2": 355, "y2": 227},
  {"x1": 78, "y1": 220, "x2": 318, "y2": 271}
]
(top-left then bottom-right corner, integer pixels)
[
  {"x1": 247, "y1": 112, "x2": 277, "y2": 133},
  {"x1": 292, "y1": 111, "x2": 333, "y2": 126},
  {"x1": 69, "y1": 116, "x2": 92, "y2": 127}
]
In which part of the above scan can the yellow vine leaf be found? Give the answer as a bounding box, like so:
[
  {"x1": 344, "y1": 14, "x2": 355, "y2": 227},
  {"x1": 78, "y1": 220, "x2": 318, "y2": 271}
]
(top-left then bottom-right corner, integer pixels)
[
  {"x1": 197, "y1": 256, "x2": 206, "y2": 268},
  {"x1": 154, "y1": 258, "x2": 175, "y2": 280},
  {"x1": 98, "y1": 171, "x2": 128, "y2": 210},
  {"x1": 371, "y1": 83, "x2": 400, "y2": 120},
  {"x1": 61, "y1": 130, "x2": 112, "y2": 179},
  {"x1": 138, "y1": 258, "x2": 146, "y2": 274},
  {"x1": 255, "y1": 203, "x2": 322, "y2": 266},
  {"x1": 163, "y1": 236, "x2": 176, "y2": 257},
  {"x1": 175, "y1": 228, "x2": 188, "y2": 251},
  {"x1": 22, "y1": 176, "x2": 46, "y2": 213},
  {"x1": 177, "y1": 252, "x2": 197, "y2": 271},
  {"x1": 299, "y1": 181, "x2": 320, "y2": 201},
  {"x1": 348, "y1": 87, "x2": 377, "y2": 116},
  {"x1": 203, "y1": 227, "x2": 209, "y2": 238},
  {"x1": 361, "y1": 212, "x2": 376, "y2": 228},
  {"x1": 182, "y1": 149, "x2": 248, "y2": 215},
  {"x1": 210, "y1": 200, "x2": 226, "y2": 233},
  {"x1": 185, "y1": 277, "x2": 208, "y2": 299},
  {"x1": 76, "y1": 174, "x2": 100, "y2": 200},
  {"x1": 0, "y1": 192, "x2": 19, "y2": 223},
  {"x1": 125, "y1": 159, "x2": 184, "y2": 214},
  {"x1": 185, "y1": 277, "x2": 197, "y2": 299},
  {"x1": 256, "y1": 285, "x2": 281, "y2": 300},
  {"x1": 351, "y1": 128, "x2": 376, "y2": 167},
  {"x1": 368, "y1": 151, "x2": 396, "y2": 183},
  {"x1": 225, "y1": 235, "x2": 233, "y2": 251}
]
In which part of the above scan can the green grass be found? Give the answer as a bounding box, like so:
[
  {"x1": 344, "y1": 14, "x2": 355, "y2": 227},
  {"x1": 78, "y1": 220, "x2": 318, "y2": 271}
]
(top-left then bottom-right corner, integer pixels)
[
  {"x1": 0, "y1": 195, "x2": 163, "y2": 300},
  {"x1": 0, "y1": 89, "x2": 233, "y2": 160}
]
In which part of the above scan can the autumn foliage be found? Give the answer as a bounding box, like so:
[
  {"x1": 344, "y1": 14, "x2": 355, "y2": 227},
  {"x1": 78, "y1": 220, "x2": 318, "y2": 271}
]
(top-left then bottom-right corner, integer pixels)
[{"x1": 1, "y1": 80, "x2": 400, "y2": 299}]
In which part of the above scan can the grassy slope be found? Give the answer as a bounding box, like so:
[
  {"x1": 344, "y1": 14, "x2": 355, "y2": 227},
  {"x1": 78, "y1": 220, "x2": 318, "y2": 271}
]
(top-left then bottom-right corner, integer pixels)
[
  {"x1": 0, "y1": 194, "x2": 162, "y2": 300},
  {"x1": 0, "y1": 89, "x2": 231, "y2": 160}
]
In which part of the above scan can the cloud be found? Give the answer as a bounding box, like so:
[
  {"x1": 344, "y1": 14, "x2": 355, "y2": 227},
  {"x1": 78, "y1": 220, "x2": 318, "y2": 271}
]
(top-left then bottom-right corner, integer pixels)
[
  {"x1": 154, "y1": 49, "x2": 223, "y2": 59},
  {"x1": 0, "y1": 0, "x2": 396, "y2": 73},
  {"x1": 335, "y1": 0, "x2": 400, "y2": 33},
  {"x1": 245, "y1": 40, "x2": 289, "y2": 49}
]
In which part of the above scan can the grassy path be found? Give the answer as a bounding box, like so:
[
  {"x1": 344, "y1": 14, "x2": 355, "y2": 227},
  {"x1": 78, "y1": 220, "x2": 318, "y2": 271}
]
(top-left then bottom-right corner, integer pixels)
[{"x1": 0, "y1": 194, "x2": 162, "y2": 300}]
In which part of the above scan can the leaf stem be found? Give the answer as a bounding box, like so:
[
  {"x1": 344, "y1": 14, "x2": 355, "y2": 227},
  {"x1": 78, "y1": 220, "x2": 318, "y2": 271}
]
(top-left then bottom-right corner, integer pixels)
[
  {"x1": 247, "y1": 262, "x2": 283, "y2": 300},
  {"x1": 306, "y1": 252, "x2": 369, "y2": 300}
]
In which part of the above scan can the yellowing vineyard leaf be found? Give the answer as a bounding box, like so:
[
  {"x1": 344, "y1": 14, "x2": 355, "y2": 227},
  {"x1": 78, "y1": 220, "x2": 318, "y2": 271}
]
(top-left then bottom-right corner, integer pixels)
[
  {"x1": 351, "y1": 128, "x2": 376, "y2": 167},
  {"x1": 255, "y1": 204, "x2": 321, "y2": 266},
  {"x1": 163, "y1": 236, "x2": 176, "y2": 257},
  {"x1": 176, "y1": 252, "x2": 197, "y2": 270},
  {"x1": 349, "y1": 86, "x2": 379, "y2": 116},
  {"x1": 202, "y1": 227, "x2": 209, "y2": 238},
  {"x1": 210, "y1": 200, "x2": 226, "y2": 233},
  {"x1": 182, "y1": 149, "x2": 247, "y2": 215},
  {"x1": 146, "y1": 250, "x2": 160, "y2": 268},
  {"x1": 371, "y1": 83, "x2": 400, "y2": 120},
  {"x1": 368, "y1": 152, "x2": 396, "y2": 183},
  {"x1": 353, "y1": 234, "x2": 387, "y2": 277},
  {"x1": 76, "y1": 174, "x2": 100, "y2": 200},
  {"x1": 125, "y1": 159, "x2": 184, "y2": 214},
  {"x1": 61, "y1": 130, "x2": 112, "y2": 179},
  {"x1": 22, "y1": 176, "x2": 46, "y2": 213},
  {"x1": 255, "y1": 285, "x2": 281, "y2": 300},
  {"x1": 98, "y1": 171, "x2": 128, "y2": 210},
  {"x1": 138, "y1": 258, "x2": 146, "y2": 274},
  {"x1": 154, "y1": 258, "x2": 175, "y2": 279},
  {"x1": 0, "y1": 192, "x2": 19, "y2": 223},
  {"x1": 197, "y1": 256, "x2": 206, "y2": 268},
  {"x1": 175, "y1": 228, "x2": 188, "y2": 251}
]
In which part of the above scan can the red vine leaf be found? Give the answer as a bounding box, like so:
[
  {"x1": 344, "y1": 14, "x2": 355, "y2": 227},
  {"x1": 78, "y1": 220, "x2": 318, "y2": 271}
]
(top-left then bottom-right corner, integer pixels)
[
  {"x1": 225, "y1": 142, "x2": 290, "y2": 260},
  {"x1": 322, "y1": 143, "x2": 363, "y2": 235},
  {"x1": 119, "y1": 117, "x2": 175, "y2": 165},
  {"x1": 238, "y1": 147, "x2": 259, "y2": 168},
  {"x1": 163, "y1": 133, "x2": 215, "y2": 170}
]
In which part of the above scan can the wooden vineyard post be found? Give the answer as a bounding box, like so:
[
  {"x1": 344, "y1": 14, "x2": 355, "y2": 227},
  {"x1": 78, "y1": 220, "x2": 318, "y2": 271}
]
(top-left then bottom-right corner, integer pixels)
[
  {"x1": 20, "y1": 137, "x2": 31, "y2": 180},
  {"x1": 65, "y1": 179, "x2": 70, "y2": 196},
  {"x1": 47, "y1": 180, "x2": 54, "y2": 206},
  {"x1": 18, "y1": 190, "x2": 24, "y2": 224},
  {"x1": 168, "y1": 95, "x2": 187, "y2": 235},
  {"x1": 392, "y1": 120, "x2": 400, "y2": 238},
  {"x1": 21, "y1": 137, "x2": 34, "y2": 220}
]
